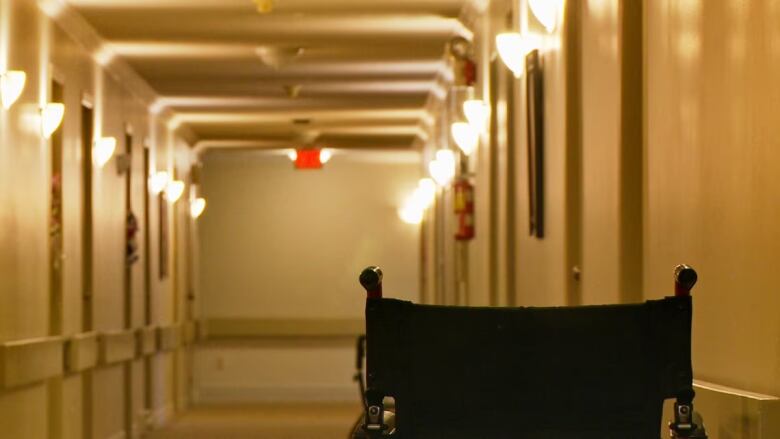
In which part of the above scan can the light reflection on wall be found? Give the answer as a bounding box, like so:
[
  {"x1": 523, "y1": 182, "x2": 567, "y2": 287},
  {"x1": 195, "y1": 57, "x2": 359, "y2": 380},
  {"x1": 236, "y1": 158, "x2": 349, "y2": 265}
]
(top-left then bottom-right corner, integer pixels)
[
  {"x1": 587, "y1": 0, "x2": 619, "y2": 57},
  {"x1": 675, "y1": 0, "x2": 702, "y2": 63}
]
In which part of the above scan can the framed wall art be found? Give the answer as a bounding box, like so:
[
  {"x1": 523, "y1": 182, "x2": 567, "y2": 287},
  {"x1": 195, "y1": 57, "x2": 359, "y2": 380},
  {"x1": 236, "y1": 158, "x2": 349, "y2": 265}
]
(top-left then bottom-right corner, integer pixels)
[{"x1": 525, "y1": 49, "x2": 545, "y2": 238}]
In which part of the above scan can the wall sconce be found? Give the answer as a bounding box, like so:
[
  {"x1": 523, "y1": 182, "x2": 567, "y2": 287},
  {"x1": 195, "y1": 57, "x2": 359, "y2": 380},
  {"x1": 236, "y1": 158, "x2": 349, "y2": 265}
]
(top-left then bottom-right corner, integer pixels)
[
  {"x1": 0, "y1": 71, "x2": 26, "y2": 109},
  {"x1": 451, "y1": 122, "x2": 479, "y2": 156},
  {"x1": 463, "y1": 99, "x2": 489, "y2": 131},
  {"x1": 190, "y1": 197, "x2": 206, "y2": 218},
  {"x1": 415, "y1": 178, "x2": 436, "y2": 209},
  {"x1": 149, "y1": 171, "x2": 170, "y2": 194},
  {"x1": 495, "y1": 33, "x2": 540, "y2": 77},
  {"x1": 398, "y1": 204, "x2": 424, "y2": 225},
  {"x1": 398, "y1": 178, "x2": 437, "y2": 225},
  {"x1": 93, "y1": 137, "x2": 116, "y2": 168},
  {"x1": 165, "y1": 180, "x2": 185, "y2": 203},
  {"x1": 428, "y1": 149, "x2": 456, "y2": 186},
  {"x1": 253, "y1": 0, "x2": 274, "y2": 13},
  {"x1": 529, "y1": 0, "x2": 562, "y2": 33},
  {"x1": 398, "y1": 178, "x2": 438, "y2": 224},
  {"x1": 41, "y1": 103, "x2": 65, "y2": 139}
]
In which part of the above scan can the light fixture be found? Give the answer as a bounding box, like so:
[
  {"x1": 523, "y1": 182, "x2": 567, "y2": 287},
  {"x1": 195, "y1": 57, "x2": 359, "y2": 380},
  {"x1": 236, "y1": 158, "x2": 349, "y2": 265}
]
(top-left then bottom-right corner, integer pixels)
[
  {"x1": 190, "y1": 197, "x2": 206, "y2": 218},
  {"x1": 149, "y1": 171, "x2": 170, "y2": 194},
  {"x1": 529, "y1": 0, "x2": 562, "y2": 33},
  {"x1": 92, "y1": 137, "x2": 116, "y2": 168},
  {"x1": 0, "y1": 71, "x2": 26, "y2": 109},
  {"x1": 398, "y1": 204, "x2": 424, "y2": 225},
  {"x1": 495, "y1": 33, "x2": 540, "y2": 77},
  {"x1": 165, "y1": 180, "x2": 185, "y2": 203},
  {"x1": 428, "y1": 149, "x2": 456, "y2": 186},
  {"x1": 319, "y1": 149, "x2": 332, "y2": 164},
  {"x1": 287, "y1": 149, "x2": 298, "y2": 161},
  {"x1": 398, "y1": 177, "x2": 437, "y2": 224},
  {"x1": 416, "y1": 178, "x2": 436, "y2": 209},
  {"x1": 451, "y1": 122, "x2": 479, "y2": 156},
  {"x1": 253, "y1": 0, "x2": 274, "y2": 13},
  {"x1": 284, "y1": 84, "x2": 302, "y2": 99},
  {"x1": 463, "y1": 99, "x2": 489, "y2": 130},
  {"x1": 408, "y1": 188, "x2": 430, "y2": 212},
  {"x1": 256, "y1": 46, "x2": 304, "y2": 70},
  {"x1": 41, "y1": 103, "x2": 65, "y2": 139}
]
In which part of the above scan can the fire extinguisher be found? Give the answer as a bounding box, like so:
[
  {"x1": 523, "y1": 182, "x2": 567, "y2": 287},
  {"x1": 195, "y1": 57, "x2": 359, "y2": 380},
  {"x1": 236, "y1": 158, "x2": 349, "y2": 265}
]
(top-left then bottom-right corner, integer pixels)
[
  {"x1": 449, "y1": 36, "x2": 477, "y2": 87},
  {"x1": 454, "y1": 178, "x2": 475, "y2": 241}
]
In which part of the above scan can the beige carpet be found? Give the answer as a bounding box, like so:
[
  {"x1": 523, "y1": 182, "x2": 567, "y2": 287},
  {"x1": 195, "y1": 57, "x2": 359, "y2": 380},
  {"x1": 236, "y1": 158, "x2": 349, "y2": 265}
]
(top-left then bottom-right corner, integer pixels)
[{"x1": 145, "y1": 403, "x2": 362, "y2": 439}]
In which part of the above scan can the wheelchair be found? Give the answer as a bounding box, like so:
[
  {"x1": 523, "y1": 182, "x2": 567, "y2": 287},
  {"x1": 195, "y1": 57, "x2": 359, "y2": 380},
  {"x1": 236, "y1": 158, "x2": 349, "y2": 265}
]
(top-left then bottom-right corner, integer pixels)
[{"x1": 351, "y1": 264, "x2": 707, "y2": 439}]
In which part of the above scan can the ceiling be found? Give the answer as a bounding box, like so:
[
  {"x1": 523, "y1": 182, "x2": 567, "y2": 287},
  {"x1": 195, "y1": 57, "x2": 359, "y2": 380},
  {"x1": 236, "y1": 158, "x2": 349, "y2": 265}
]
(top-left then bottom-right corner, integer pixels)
[{"x1": 67, "y1": 0, "x2": 475, "y2": 151}]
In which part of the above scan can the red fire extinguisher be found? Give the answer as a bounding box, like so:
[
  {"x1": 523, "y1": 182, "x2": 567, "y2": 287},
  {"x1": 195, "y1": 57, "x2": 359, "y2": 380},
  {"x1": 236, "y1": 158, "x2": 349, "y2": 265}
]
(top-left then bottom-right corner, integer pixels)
[{"x1": 454, "y1": 178, "x2": 475, "y2": 241}]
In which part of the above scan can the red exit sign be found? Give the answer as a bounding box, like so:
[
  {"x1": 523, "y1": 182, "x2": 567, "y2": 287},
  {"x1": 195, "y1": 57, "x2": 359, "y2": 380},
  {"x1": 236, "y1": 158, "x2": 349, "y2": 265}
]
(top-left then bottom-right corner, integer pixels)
[{"x1": 294, "y1": 149, "x2": 322, "y2": 170}]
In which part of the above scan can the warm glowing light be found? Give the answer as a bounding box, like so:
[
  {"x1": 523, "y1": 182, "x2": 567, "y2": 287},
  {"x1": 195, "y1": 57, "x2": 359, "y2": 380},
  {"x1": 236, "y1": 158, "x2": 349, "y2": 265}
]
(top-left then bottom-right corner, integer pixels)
[
  {"x1": 256, "y1": 46, "x2": 304, "y2": 69},
  {"x1": 94, "y1": 45, "x2": 116, "y2": 67},
  {"x1": 398, "y1": 176, "x2": 438, "y2": 225},
  {"x1": 398, "y1": 205, "x2": 424, "y2": 225},
  {"x1": 149, "y1": 171, "x2": 170, "y2": 194},
  {"x1": 253, "y1": 0, "x2": 274, "y2": 13},
  {"x1": 463, "y1": 99, "x2": 489, "y2": 130},
  {"x1": 41, "y1": 103, "x2": 65, "y2": 138},
  {"x1": 436, "y1": 149, "x2": 456, "y2": 170},
  {"x1": 429, "y1": 149, "x2": 456, "y2": 186},
  {"x1": 190, "y1": 197, "x2": 206, "y2": 218},
  {"x1": 287, "y1": 149, "x2": 297, "y2": 161},
  {"x1": 0, "y1": 71, "x2": 26, "y2": 109},
  {"x1": 165, "y1": 180, "x2": 185, "y2": 203},
  {"x1": 416, "y1": 178, "x2": 436, "y2": 208},
  {"x1": 319, "y1": 149, "x2": 332, "y2": 164},
  {"x1": 496, "y1": 33, "x2": 540, "y2": 77},
  {"x1": 451, "y1": 122, "x2": 479, "y2": 156},
  {"x1": 92, "y1": 137, "x2": 116, "y2": 167},
  {"x1": 529, "y1": 0, "x2": 563, "y2": 33}
]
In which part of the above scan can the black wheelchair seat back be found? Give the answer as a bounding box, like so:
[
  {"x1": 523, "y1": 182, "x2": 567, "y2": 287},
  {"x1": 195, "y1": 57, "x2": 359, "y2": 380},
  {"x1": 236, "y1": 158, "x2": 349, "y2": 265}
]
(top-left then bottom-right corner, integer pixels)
[{"x1": 357, "y1": 265, "x2": 704, "y2": 439}]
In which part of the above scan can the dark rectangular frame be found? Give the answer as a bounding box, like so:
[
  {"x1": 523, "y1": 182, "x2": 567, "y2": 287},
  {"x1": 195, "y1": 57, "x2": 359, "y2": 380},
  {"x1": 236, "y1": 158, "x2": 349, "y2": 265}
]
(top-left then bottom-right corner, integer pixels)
[
  {"x1": 159, "y1": 194, "x2": 169, "y2": 279},
  {"x1": 526, "y1": 49, "x2": 544, "y2": 238}
]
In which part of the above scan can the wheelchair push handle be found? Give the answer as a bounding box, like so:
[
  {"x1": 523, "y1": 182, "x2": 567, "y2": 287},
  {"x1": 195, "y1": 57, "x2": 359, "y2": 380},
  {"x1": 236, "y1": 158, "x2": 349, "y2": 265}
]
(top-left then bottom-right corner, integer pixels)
[
  {"x1": 674, "y1": 264, "x2": 698, "y2": 297},
  {"x1": 360, "y1": 266, "x2": 383, "y2": 299}
]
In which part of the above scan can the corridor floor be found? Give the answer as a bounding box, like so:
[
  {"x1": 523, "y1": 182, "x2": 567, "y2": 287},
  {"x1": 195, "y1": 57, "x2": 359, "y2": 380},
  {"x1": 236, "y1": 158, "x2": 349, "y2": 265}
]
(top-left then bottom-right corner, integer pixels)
[{"x1": 145, "y1": 403, "x2": 361, "y2": 439}]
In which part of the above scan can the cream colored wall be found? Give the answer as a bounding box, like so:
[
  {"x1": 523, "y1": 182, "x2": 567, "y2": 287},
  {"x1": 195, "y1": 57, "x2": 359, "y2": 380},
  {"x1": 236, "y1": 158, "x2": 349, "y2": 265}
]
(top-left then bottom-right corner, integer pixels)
[
  {"x1": 644, "y1": 0, "x2": 780, "y2": 397},
  {"x1": 195, "y1": 149, "x2": 420, "y2": 402},
  {"x1": 198, "y1": 150, "x2": 420, "y2": 319},
  {"x1": 0, "y1": 1, "x2": 195, "y2": 438},
  {"x1": 580, "y1": 0, "x2": 622, "y2": 305}
]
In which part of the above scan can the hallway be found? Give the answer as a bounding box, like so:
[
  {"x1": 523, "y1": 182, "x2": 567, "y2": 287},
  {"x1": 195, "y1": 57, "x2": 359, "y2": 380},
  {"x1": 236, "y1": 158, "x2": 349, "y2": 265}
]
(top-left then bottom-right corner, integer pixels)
[{"x1": 144, "y1": 404, "x2": 360, "y2": 439}]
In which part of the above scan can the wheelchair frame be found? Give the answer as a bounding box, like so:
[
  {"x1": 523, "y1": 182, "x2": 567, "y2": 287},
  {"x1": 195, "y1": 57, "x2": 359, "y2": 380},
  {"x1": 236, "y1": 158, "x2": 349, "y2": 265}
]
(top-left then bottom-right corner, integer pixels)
[{"x1": 356, "y1": 264, "x2": 708, "y2": 439}]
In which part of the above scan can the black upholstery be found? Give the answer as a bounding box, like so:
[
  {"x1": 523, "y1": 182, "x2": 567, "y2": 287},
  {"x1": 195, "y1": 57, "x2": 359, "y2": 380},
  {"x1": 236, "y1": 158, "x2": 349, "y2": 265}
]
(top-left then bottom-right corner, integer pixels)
[{"x1": 365, "y1": 296, "x2": 693, "y2": 439}]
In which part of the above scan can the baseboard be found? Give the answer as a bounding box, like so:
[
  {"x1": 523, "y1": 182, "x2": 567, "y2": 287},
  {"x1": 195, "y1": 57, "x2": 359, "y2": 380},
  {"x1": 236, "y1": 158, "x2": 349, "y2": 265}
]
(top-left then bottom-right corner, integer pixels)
[
  {"x1": 662, "y1": 380, "x2": 780, "y2": 439},
  {"x1": 195, "y1": 385, "x2": 358, "y2": 404}
]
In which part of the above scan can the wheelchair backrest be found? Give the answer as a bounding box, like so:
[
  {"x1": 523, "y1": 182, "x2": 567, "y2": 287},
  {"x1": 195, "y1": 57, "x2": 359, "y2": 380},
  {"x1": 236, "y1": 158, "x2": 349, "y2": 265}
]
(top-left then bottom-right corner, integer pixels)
[{"x1": 364, "y1": 296, "x2": 693, "y2": 438}]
